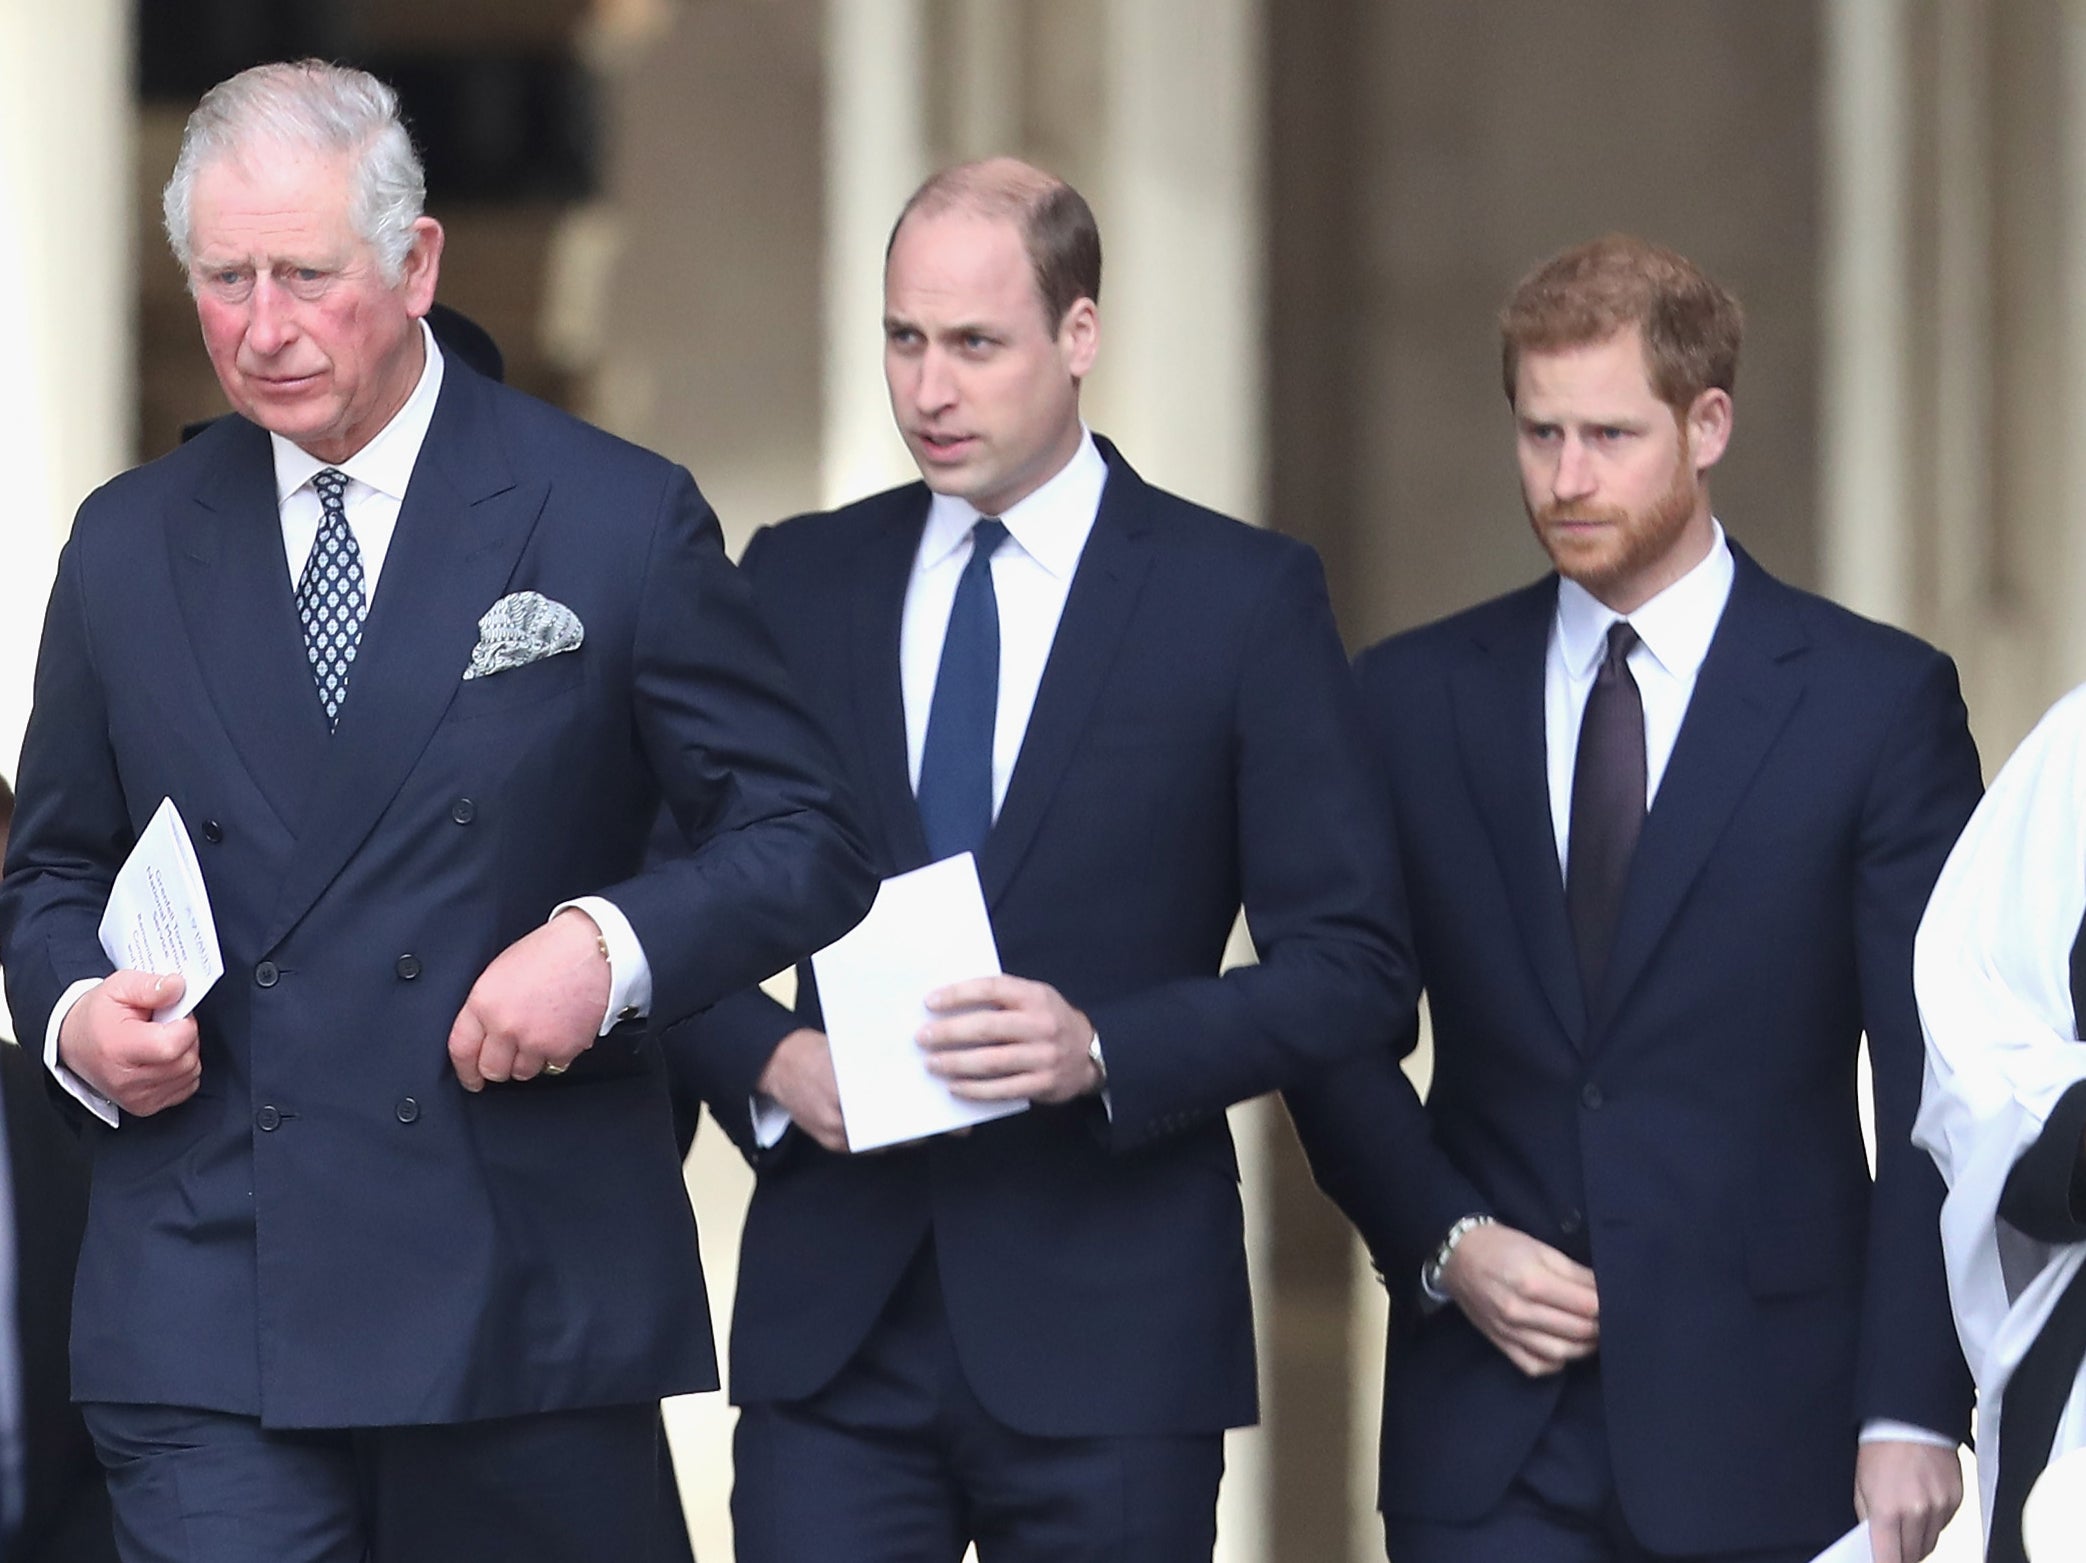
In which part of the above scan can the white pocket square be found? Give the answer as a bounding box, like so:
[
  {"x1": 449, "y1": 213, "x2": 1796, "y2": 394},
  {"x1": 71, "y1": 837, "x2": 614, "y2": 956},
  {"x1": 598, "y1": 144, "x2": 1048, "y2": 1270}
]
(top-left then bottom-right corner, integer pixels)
[{"x1": 464, "y1": 591, "x2": 584, "y2": 680}]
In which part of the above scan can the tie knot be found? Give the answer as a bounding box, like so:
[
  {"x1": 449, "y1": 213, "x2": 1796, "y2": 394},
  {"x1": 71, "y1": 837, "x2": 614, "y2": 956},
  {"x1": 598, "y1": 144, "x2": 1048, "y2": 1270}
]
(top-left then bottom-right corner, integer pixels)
[
  {"x1": 1603, "y1": 620, "x2": 1639, "y2": 672},
  {"x1": 969, "y1": 518, "x2": 1008, "y2": 567},
  {"x1": 313, "y1": 468, "x2": 349, "y2": 510}
]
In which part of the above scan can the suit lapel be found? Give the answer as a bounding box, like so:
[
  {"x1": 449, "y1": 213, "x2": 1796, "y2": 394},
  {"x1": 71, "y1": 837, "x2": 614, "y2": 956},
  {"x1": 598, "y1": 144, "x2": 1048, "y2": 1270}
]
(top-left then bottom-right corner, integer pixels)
[
  {"x1": 1596, "y1": 549, "x2": 1807, "y2": 1022},
  {"x1": 264, "y1": 368, "x2": 548, "y2": 948},
  {"x1": 978, "y1": 452, "x2": 1154, "y2": 909},
  {"x1": 849, "y1": 497, "x2": 932, "y2": 873},
  {"x1": 1449, "y1": 579, "x2": 1587, "y2": 1042},
  {"x1": 168, "y1": 421, "x2": 333, "y2": 832}
]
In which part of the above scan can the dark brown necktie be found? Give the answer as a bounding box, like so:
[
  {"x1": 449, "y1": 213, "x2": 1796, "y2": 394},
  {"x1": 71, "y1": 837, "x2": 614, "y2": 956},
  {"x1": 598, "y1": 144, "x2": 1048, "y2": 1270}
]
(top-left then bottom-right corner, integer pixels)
[{"x1": 1566, "y1": 621, "x2": 1645, "y2": 999}]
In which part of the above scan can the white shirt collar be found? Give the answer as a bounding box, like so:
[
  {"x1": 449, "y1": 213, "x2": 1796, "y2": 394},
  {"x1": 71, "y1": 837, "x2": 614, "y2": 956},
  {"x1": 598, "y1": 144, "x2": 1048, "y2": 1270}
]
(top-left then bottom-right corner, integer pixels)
[
  {"x1": 1555, "y1": 520, "x2": 1734, "y2": 684},
  {"x1": 918, "y1": 426, "x2": 1108, "y2": 578},
  {"x1": 271, "y1": 318, "x2": 446, "y2": 504}
]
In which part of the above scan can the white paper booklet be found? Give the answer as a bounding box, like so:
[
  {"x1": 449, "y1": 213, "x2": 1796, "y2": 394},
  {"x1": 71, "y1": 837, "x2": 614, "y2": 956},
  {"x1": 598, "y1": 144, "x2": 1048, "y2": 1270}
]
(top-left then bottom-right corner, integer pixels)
[
  {"x1": 811, "y1": 853, "x2": 1027, "y2": 1152},
  {"x1": 97, "y1": 797, "x2": 223, "y2": 1023}
]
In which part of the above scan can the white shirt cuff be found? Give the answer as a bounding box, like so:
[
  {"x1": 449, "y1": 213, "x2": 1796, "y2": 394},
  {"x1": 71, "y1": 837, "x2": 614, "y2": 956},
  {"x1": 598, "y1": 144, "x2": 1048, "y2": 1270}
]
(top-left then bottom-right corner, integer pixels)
[
  {"x1": 45, "y1": 978, "x2": 120, "y2": 1127},
  {"x1": 1858, "y1": 1419, "x2": 1957, "y2": 1450},
  {"x1": 751, "y1": 1093, "x2": 793, "y2": 1149},
  {"x1": 1091, "y1": 1030, "x2": 1112, "y2": 1120},
  {"x1": 553, "y1": 897, "x2": 651, "y2": 1037}
]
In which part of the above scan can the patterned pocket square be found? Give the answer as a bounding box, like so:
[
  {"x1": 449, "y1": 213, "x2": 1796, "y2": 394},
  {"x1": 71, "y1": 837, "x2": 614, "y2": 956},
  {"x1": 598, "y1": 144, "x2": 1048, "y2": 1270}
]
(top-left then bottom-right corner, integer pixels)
[{"x1": 464, "y1": 591, "x2": 585, "y2": 679}]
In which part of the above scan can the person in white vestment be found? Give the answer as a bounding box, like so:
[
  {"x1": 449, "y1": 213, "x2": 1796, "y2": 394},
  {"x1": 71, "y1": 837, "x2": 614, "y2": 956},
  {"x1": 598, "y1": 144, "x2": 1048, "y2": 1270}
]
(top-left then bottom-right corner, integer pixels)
[{"x1": 1914, "y1": 682, "x2": 2086, "y2": 1563}]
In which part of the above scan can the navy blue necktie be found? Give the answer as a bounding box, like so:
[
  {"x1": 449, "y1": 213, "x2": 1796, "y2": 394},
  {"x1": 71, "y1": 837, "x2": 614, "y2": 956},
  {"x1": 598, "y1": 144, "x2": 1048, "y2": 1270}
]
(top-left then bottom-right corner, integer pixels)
[
  {"x1": 916, "y1": 518, "x2": 1008, "y2": 859},
  {"x1": 1566, "y1": 620, "x2": 1645, "y2": 998}
]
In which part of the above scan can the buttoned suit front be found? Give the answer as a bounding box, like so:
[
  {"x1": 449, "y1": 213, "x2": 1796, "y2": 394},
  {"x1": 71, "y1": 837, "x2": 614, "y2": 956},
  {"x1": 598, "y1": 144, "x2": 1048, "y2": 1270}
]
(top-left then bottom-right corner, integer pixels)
[
  {"x1": 671, "y1": 440, "x2": 1406, "y2": 1453},
  {"x1": 1287, "y1": 546, "x2": 1979, "y2": 1556},
  {"x1": 0, "y1": 359, "x2": 873, "y2": 1446}
]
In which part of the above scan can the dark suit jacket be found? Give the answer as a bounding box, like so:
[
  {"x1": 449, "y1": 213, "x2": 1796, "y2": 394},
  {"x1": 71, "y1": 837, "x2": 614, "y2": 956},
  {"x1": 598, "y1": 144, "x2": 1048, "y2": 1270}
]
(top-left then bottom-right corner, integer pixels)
[
  {"x1": 0, "y1": 358, "x2": 874, "y2": 1429},
  {"x1": 668, "y1": 440, "x2": 1407, "y2": 1437},
  {"x1": 1286, "y1": 547, "x2": 1979, "y2": 1555},
  {"x1": 2, "y1": 1041, "x2": 115, "y2": 1562}
]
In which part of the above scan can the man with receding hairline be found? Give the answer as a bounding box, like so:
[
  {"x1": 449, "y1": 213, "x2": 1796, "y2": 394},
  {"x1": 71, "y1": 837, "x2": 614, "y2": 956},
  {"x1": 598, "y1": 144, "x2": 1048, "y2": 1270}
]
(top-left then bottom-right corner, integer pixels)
[
  {"x1": 1289, "y1": 235, "x2": 1975, "y2": 1563},
  {"x1": 668, "y1": 157, "x2": 1405, "y2": 1561},
  {"x1": 0, "y1": 59, "x2": 870, "y2": 1563}
]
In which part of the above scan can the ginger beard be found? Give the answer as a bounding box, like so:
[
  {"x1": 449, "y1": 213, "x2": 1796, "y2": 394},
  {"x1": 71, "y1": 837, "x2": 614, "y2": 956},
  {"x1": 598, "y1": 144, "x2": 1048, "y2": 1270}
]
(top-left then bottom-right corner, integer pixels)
[{"x1": 1527, "y1": 409, "x2": 1704, "y2": 602}]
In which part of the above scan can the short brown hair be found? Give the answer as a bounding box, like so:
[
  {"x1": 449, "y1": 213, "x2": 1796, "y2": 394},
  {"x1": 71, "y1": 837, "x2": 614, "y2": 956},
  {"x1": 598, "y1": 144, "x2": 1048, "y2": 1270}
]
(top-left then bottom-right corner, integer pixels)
[
  {"x1": 1499, "y1": 234, "x2": 1742, "y2": 412},
  {"x1": 887, "y1": 157, "x2": 1102, "y2": 331}
]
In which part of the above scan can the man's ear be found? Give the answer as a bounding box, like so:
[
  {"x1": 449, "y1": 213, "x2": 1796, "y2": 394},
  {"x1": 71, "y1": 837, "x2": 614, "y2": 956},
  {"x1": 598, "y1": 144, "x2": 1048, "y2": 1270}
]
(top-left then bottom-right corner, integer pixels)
[
  {"x1": 401, "y1": 217, "x2": 445, "y2": 317},
  {"x1": 1686, "y1": 387, "x2": 1733, "y2": 473},
  {"x1": 1060, "y1": 297, "x2": 1100, "y2": 380}
]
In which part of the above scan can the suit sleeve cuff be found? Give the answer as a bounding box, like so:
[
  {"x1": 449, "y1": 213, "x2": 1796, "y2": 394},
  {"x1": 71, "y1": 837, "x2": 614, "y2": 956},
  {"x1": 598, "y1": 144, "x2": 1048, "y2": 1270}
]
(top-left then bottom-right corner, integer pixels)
[
  {"x1": 750, "y1": 1093, "x2": 793, "y2": 1148},
  {"x1": 554, "y1": 897, "x2": 651, "y2": 1037},
  {"x1": 46, "y1": 978, "x2": 120, "y2": 1126},
  {"x1": 1858, "y1": 1419, "x2": 1957, "y2": 1450}
]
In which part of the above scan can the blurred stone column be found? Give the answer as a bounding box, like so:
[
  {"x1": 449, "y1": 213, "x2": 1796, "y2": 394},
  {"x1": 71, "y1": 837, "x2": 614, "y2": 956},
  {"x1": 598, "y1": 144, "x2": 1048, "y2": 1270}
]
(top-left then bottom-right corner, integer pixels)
[
  {"x1": 1821, "y1": 0, "x2": 1915, "y2": 626},
  {"x1": 1091, "y1": 5, "x2": 1272, "y2": 1559},
  {"x1": 0, "y1": 0, "x2": 132, "y2": 780},
  {"x1": 822, "y1": 0, "x2": 930, "y2": 506}
]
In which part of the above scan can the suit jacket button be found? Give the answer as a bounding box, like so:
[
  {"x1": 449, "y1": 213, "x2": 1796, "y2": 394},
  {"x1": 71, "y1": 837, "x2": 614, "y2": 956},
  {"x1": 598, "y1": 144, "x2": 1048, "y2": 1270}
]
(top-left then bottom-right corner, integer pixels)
[
  {"x1": 201, "y1": 819, "x2": 224, "y2": 844},
  {"x1": 255, "y1": 1105, "x2": 281, "y2": 1131},
  {"x1": 396, "y1": 954, "x2": 422, "y2": 980},
  {"x1": 1580, "y1": 1083, "x2": 1604, "y2": 1110},
  {"x1": 396, "y1": 1097, "x2": 420, "y2": 1124},
  {"x1": 450, "y1": 797, "x2": 477, "y2": 825},
  {"x1": 1560, "y1": 1209, "x2": 1584, "y2": 1236},
  {"x1": 254, "y1": 961, "x2": 279, "y2": 988}
]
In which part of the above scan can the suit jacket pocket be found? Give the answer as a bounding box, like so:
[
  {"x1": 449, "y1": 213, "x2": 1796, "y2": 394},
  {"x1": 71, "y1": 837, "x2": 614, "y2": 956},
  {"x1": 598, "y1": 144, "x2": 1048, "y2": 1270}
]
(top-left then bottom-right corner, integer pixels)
[
  {"x1": 1744, "y1": 1212, "x2": 1861, "y2": 1299},
  {"x1": 448, "y1": 650, "x2": 586, "y2": 720}
]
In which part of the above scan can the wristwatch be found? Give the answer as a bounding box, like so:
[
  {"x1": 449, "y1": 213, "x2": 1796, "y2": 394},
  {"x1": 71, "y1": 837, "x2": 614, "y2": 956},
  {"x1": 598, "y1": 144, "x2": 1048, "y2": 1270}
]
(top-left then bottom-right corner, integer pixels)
[{"x1": 1421, "y1": 1212, "x2": 1496, "y2": 1297}]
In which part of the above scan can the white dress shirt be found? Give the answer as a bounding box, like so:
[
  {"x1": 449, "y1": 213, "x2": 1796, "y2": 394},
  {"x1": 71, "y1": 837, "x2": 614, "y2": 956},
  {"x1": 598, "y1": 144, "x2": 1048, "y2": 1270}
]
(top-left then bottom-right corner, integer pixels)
[
  {"x1": 749, "y1": 429, "x2": 1110, "y2": 1148},
  {"x1": 900, "y1": 430, "x2": 1109, "y2": 813},
  {"x1": 1543, "y1": 523, "x2": 1733, "y2": 872},
  {"x1": 48, "y1": 321, "x2": 650, "y2": 1124}
]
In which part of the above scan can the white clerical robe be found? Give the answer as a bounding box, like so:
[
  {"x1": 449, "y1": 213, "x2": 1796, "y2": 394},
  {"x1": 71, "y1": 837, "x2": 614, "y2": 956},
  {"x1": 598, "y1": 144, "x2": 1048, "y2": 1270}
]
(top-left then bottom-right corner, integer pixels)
[{"x1": 1914, "y1": 682, "x2": 2086, "y2": 1535}]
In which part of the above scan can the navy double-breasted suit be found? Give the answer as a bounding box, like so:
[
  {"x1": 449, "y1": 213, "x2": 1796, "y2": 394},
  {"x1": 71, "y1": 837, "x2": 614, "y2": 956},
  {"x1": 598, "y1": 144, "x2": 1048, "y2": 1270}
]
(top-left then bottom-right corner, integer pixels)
[
  {"x1": 671, "y1": 441, "x2": 1408, "y2": 1437},
  {"x1": 0, "y1": 359, "x2": 874, "y2": 1431},
  {"x1": 1287, "y1": 547, "x2": 1979, "y2": 1555}
]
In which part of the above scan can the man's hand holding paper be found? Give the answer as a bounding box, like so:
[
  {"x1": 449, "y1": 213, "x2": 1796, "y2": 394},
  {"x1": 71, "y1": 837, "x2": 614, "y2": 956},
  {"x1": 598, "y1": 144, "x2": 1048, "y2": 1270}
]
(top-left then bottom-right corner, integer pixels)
[
  {"x1": 58, "y1": 797, "x2": 223, "y2": 1119},
  {"x1": 59, "y1": 971, "x2": 201, "y2": 1117},
  {"x1": 918, "y1": 975, "x2": 1100, "y2": 1104},
  {"x1": 808, "y1": 854, "x2": 1028, "y2": 1153},
  {"x1": 756, "y1": 1026, "x2": 849, "y2": 1153}
]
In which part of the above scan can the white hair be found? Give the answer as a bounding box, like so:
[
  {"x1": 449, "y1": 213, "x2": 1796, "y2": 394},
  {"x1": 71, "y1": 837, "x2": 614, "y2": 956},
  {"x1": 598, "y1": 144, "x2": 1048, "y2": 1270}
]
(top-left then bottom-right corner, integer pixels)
[{"x1": 162, "y1": 60, "x2": 426, "y2": 285}]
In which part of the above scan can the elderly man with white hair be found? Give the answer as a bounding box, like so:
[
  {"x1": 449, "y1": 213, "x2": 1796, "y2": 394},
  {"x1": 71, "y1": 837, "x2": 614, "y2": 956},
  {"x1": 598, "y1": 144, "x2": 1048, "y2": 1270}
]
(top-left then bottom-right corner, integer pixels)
[{"x1": 0, "y1": 59, "x2": 871, "y2": 1563}]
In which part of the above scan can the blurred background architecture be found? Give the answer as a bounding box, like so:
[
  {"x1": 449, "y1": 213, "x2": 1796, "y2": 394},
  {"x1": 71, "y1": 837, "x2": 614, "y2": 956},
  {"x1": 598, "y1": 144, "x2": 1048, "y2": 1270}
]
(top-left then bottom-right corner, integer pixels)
[{"x1": 6, "y1": 1, "x2": 2082, "y2": 1556}]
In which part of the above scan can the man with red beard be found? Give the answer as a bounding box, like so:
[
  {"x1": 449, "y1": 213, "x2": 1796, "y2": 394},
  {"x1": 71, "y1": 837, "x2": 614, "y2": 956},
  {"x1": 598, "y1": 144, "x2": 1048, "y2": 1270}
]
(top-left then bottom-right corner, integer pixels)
[{"x1": 1287, "y1": 235, "x2": 1977, "y2": 1563}]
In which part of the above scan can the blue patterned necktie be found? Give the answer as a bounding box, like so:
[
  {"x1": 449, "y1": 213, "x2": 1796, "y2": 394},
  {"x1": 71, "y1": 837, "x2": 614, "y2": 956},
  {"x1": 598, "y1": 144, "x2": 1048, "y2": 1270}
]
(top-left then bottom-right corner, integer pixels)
[
  {"x1": 916, "y1": 518, "x2": 1008, "y2": 860},
  {"x1": 298, "y1": 467, "x2": 366, "y2": 731}
]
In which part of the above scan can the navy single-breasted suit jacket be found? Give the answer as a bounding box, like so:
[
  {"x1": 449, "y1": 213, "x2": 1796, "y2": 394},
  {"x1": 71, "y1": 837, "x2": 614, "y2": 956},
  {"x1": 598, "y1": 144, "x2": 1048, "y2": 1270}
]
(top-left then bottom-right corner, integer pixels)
[
  {"x1": 1287, "y1": 547, "x2": 1979, "y2": 1555},
  {"x1": 667, "y1": 441, "x2": 1409, "y2": 1437},
  {"x1": 0, "y1": 358, "x2": 875, "y2": 1429}
]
